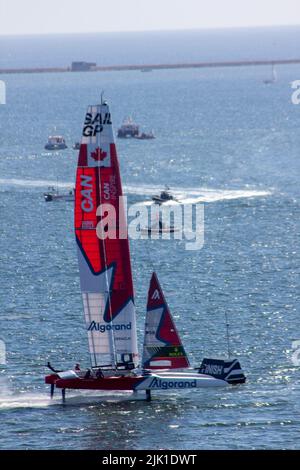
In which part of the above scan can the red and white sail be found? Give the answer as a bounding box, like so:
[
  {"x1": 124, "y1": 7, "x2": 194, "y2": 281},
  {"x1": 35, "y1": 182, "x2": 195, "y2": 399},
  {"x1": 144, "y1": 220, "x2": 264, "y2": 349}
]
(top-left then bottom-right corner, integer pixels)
[
  {"x1": 75, "y1": 101, "x2": 139, "y2": 368},
  {"x1": 142, "y1": 272, "x2": 190, "y2": 370}
]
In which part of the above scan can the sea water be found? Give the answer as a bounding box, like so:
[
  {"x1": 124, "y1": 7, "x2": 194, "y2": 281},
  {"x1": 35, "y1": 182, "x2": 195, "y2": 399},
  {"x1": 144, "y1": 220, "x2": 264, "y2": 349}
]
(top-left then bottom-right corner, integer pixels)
[{"x1": 0, "y1": 28, "x2": 300, "y2": 449}]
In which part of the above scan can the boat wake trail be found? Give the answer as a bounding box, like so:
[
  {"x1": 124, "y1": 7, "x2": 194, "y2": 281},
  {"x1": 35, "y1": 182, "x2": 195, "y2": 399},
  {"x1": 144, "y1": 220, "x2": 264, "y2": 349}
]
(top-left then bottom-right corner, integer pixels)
[
  {"x1": 0, "y1": 377, "x2": 54, "y2": 410},
  {"x1": 0, "y1": 178, "x2": 271, "y2": 203},
  {"x1": 126, "y1": 184, "x2": 271, "y2": 205},
  {"x1": 0, "y1": 393, "x2": 53, "y2": 410},
  {"x1": 61, "y1": 391, "x2": 146, "y2": 405},
  {"x1": 177, "y1": 188, "x2": 271, "y2": 204},
  {"x1": 0, "y1": 386, "x2": 144, "y2": 410},
  {"x1": 0, "y1": 178, "x2": 73, "y2": 189}
]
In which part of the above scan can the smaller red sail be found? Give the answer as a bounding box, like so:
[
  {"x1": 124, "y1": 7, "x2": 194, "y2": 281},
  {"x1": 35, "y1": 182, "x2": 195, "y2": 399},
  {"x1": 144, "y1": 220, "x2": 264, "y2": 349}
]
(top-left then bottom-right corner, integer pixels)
[{"x1": 142, "y1": 272, "x2": 190, "y2": 370}]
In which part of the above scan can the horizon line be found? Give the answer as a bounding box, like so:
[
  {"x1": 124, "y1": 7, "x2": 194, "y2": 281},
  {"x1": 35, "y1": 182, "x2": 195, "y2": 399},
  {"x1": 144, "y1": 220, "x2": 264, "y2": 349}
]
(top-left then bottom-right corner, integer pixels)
[{"x1": 1, "y1": 23, "x2": 300, "y2": 38}]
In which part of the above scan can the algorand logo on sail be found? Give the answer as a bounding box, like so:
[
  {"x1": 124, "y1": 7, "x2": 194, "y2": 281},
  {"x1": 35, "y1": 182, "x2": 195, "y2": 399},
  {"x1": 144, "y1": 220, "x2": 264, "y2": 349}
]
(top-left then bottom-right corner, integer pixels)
[
  {"x1": 149, "y1": 377, "x2": 197, "y2": 389},
  {"x1": 88, "y1": 321, "x2": 132, "y2": 333}
]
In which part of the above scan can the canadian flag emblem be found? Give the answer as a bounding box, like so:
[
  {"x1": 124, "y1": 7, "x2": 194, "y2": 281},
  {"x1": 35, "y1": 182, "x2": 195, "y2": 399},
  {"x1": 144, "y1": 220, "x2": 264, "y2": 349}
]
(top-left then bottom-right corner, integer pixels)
[
  {"x1": 90, "y1": 147, "x2": 107, "y2": 162},
  {"x1": 87, "y1": 143, "x2": 110, "y2": 167}
]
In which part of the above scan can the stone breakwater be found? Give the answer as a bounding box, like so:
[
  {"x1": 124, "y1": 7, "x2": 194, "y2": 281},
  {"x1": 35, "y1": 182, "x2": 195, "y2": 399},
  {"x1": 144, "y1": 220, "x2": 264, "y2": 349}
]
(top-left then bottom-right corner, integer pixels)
[{"x1": 1, "y1": 58, "x2": 300, "y2": 74}]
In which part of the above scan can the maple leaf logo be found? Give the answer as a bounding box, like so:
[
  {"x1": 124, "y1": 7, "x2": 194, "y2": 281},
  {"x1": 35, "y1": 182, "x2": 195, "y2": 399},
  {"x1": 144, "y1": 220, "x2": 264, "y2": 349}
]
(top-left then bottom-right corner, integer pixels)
[{"x1": 90, "y1": 147, "x2": 107, "y2": 162}]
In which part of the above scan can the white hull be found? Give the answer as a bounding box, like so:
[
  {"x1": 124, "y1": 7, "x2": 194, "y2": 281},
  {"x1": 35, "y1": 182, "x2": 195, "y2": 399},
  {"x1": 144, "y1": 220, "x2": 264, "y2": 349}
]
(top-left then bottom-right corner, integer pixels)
[{"x1": 134, "y1": 372, "x2": 228, "y2": 390}]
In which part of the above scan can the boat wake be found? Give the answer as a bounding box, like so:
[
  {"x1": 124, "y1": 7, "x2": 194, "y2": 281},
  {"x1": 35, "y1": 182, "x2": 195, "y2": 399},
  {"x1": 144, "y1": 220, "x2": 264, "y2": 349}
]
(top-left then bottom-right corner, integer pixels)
[
  {"x1": 60, "y1": 391, "x2": 146, "y2": 405},
  {"x1": 126, "y1": 184, "x2": 271, "y2": 205},
  {"x1": 0, "y1": 178, "x2": 73, "y2": 189},
  {"x1": 0, "y1": 178, "x2": 271, "y2": 204},
  {"x1": 177, "y1": 188, "x2": 271, "y2": 204},
  {"x1": 0, "y1": 384, "x2": 144, "y2": 410},
  {"x1": 0, "y1": 393, "x2": 53, "y2": 410}
]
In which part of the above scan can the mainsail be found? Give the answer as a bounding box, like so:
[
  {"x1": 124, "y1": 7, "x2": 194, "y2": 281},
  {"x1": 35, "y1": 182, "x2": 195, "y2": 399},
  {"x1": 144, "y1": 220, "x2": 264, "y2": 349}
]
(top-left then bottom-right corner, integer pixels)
[
  {"x1": 142, "y1": 272, "x2": 190, "y2": 370},
  {"x1": 75, "y1": 101, "x2": 139, "y2": 368}
]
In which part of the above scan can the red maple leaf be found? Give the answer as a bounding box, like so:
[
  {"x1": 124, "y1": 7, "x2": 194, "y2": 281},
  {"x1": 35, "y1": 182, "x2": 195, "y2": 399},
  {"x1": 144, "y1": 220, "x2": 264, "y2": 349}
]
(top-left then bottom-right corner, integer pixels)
[{"x1": 90, "y1": 147, "x2": 107, "y2": 161}]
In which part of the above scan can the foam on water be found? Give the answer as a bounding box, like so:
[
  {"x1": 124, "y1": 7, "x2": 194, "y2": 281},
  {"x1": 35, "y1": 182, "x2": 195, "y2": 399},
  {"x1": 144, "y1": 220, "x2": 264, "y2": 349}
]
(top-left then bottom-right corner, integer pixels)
[
  {"x1": 0, "y1": 394, "x2": 53, "y2": 410},
  {"x1": 0, "y1": 390, "x2": 145, "y2": 410},
  {"x1": 0, "y1": 178, "x2": 73, "y2": 189},
  {"x1": 0, "y1": 178, "x2": 271, "y2": 203}
]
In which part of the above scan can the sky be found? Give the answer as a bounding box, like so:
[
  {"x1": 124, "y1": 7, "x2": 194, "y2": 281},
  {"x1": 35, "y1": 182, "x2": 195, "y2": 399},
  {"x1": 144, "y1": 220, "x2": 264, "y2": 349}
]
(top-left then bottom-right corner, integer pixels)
[{"x1": 0, "y1": 0, "x2": 300, "y2": 35}]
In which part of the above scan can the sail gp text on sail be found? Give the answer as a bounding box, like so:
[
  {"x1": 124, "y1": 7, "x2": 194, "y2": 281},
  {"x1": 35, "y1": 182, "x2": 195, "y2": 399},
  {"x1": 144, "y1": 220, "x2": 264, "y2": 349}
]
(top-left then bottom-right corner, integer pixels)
[{"x1": 83, "y1": 111, "x2": 112, "y2": 136}]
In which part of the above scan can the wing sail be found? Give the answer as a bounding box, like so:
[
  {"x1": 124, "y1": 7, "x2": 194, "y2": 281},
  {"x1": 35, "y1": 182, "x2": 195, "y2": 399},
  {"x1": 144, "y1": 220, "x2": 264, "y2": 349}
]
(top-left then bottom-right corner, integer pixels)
[{"x1": 75, "y1": 102, "x2": 139, "y2": 368}]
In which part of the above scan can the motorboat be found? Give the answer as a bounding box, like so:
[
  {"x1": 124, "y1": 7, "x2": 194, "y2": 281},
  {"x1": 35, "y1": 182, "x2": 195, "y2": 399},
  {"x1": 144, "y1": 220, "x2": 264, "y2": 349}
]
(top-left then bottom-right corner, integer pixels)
[
  {"x1": 134, "y1": 131, "x2": 155, "y2": 140},
  {"x1": 140, "y1": 219, "x2": 180, "y2": 236},
  {"x1": 152, "y1": 186, "x2": 177, "y2": 204},
  {"x1": 44, "y1": 135, "x2": 67, "y2": 150},
  {"x1": 44, "y1": 187, "x2": 74, "y2": 202}
]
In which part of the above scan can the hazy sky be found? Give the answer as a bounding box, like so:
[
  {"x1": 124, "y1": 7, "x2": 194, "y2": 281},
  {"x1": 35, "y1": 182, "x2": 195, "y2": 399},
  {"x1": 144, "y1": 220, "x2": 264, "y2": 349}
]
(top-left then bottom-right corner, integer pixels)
[{"x1": 0, "y1": 0, "x2": 300, "y2": 35}]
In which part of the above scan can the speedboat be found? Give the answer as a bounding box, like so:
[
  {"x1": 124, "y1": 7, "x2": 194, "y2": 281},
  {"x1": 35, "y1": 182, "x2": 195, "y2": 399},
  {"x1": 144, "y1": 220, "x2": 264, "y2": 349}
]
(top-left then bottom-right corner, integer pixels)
[
  {"x1": 152, "y1": 186, "x2": 177, "y2": 204},
  {"x1": 44, "y1": 187, "x2": 74, "y2": 202},
  {"x1": 140, "y1": 219, "x2": 180, "y2": 236},
  {"x1": 44, "y1": 135, "x2": 67, "y2": 150},
  {"x1": 134, "y1": 131, "x2": 155, "y2": 140}
]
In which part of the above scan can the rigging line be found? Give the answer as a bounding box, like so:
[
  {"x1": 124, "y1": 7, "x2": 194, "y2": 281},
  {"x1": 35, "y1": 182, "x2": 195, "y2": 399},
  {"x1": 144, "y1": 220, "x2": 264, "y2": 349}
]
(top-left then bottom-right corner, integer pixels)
[
  {"x1": 145, "y1": 201, "x2": 165, "y2": 275},
  {"x1": 97, "y1": 105, "x2": 117, "y2": 367},
  {"x1": 144, "y1": 231, "x2": 156, "y2": 275},
  {"x1": 224, "y1": 310, "x2": 231, "y2": 359},
  {"x1": 95, "y1": 102, "x2": 117, "y2": 368},
  {"x1": 85, "y1": 291, "x2": 97, "y2": 368}
]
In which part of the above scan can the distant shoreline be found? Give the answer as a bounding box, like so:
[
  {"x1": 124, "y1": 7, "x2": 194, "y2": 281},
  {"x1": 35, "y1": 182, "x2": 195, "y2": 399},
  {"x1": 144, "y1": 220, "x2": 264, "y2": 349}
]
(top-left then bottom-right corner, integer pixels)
[{"x1": 1, "y1": 58, "x2": 300, "y2": 74}]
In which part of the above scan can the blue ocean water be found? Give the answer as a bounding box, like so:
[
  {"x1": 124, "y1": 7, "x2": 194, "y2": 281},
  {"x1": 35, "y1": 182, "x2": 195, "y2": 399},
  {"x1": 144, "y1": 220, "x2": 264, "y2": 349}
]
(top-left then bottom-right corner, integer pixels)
[
  {"x1": 1, "y1": 26, "x2": 300, "y2": 68},
  {"x1": 0, "y1": 29, "x2": 300, "y2": 449}
]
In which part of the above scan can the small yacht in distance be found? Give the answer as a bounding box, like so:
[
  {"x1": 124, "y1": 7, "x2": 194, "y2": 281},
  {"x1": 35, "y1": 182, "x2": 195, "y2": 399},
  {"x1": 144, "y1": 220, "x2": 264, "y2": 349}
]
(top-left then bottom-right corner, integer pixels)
[
  {"x1": 44, "y1": 187, "x2": 74, "y2": 202},
  {"x1": 140, "y1": 219, "x2": 180, "y2": 236},
  {"x1": 263, "y1": 64, "x2": 277, "y2": 85},
  {"x1": 72, "y1": 142, "x2": 80, "y2": 150},
  {"x1": 44, "y1": 135, "x2": 67, "y2": 150},
  {"x1": 152, "y1": 186, "x2": 178, "y2": 204}
]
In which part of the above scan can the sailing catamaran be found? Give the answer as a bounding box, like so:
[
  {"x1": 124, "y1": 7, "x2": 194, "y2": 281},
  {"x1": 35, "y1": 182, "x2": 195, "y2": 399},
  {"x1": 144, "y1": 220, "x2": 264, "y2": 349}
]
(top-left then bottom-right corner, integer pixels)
[{"x1": 45, "y1": 98, "x2": 245, "y2": 401}]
